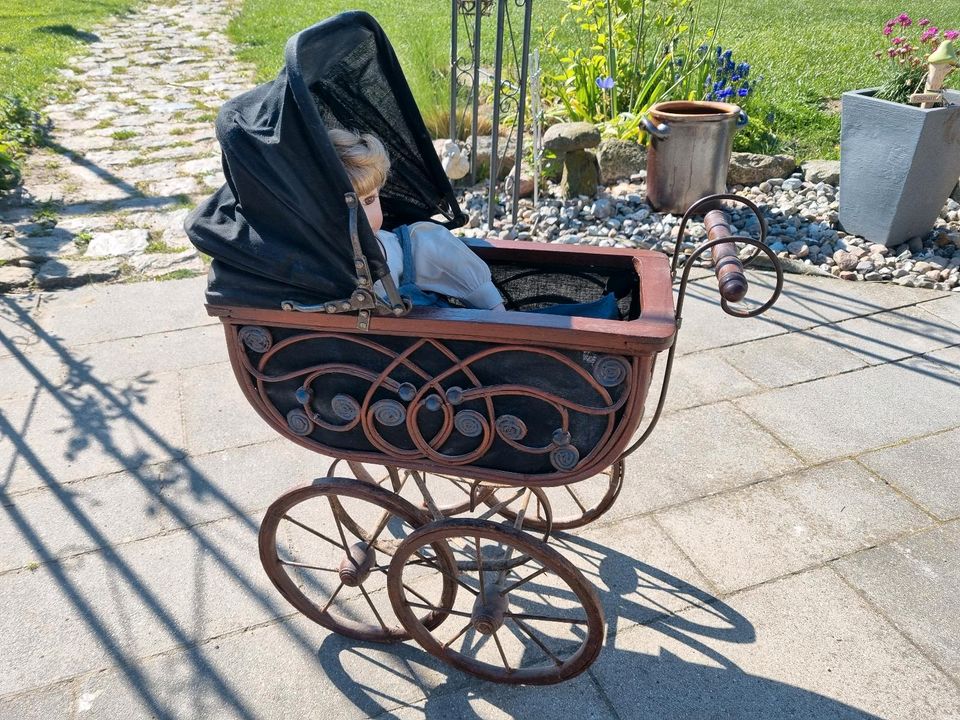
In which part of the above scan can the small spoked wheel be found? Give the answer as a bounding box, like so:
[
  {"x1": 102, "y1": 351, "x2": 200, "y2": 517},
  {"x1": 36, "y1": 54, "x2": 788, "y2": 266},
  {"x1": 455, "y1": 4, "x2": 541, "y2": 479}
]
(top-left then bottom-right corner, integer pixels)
[
  {"x1": 339, "y1": 460, "x2": 485, "y2": 518},
  {"x1": 388, "y1": 519, "x2": 605, "y2": 684},
  {"x1": 259, "y1": 477, "x2": 457, "y2": 643},
  {"x1": 485, "y1": 460, "x2": 625, "y2": 531}
]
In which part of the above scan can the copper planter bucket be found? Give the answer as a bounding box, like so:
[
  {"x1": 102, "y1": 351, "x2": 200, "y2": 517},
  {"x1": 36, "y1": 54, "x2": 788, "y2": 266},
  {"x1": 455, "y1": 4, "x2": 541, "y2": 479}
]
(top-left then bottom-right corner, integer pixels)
[{"x1": 643, "y1": 100, "x2": 746, "y2": 213}]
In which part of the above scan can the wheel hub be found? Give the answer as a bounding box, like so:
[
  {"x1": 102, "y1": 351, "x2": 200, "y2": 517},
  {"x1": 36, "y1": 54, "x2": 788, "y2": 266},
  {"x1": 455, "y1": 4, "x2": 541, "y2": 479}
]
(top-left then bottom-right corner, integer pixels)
[
  {"x1": 339, "y1": 541, "x2": 375, "y2": 586},
  {"x1": 471, "y1": 581, "x2": 508, "y2": 634}
]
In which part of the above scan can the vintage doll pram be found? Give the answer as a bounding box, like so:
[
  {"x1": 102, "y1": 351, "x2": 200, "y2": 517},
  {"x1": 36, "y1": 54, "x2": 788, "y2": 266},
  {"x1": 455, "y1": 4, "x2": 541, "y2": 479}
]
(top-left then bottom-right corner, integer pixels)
[{"x1": 185, "y1": 12, "x2": 783, "y2": 685}]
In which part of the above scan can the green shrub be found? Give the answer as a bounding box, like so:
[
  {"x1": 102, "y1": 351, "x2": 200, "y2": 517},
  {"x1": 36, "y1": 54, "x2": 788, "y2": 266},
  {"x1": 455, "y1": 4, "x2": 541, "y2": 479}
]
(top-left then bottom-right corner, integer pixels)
[{"x1": 0, "y1": 94, "x2": 44, "y2": 191}]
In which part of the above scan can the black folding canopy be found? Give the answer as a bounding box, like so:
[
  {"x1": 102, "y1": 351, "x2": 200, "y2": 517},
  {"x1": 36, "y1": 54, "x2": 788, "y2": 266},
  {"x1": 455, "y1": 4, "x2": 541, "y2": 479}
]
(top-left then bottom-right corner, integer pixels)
[{"x1": 184, "y1": 11, "x2": 465, "y2": 308}]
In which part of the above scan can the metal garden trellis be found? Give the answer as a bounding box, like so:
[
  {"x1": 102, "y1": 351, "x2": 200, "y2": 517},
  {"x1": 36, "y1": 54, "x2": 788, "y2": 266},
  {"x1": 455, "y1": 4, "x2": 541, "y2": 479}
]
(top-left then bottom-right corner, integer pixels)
[{"x1": 449, "y1": 0, "x2": 536, "y2": 228}]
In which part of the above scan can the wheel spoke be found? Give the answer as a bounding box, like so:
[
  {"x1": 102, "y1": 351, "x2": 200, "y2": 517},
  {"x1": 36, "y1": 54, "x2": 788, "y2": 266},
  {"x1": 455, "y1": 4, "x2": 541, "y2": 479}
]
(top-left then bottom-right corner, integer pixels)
[
  {"x1": 321, "y1": 581, "x2": 345, "y2": 613},
  {"x1": 282, "y1": 514, "x2": 346, "y2": 551},
  {"x1": 415, "y1": 549, "x2": 478, "y2": 596},
  {"x1": 412, "y1": 470, "x2": 445, "y2": 520},
  {"x1": 564, "y1": 484, "x2": 588, "y2": 513},
  {"x1": 277, "y1": 559, "x2": 338, "y2": 572},
  {"x1": 402, "y1": 582, "x2": 437, "y2": 609},
  {"x1": 492, "y1": 630, "x2": 513, "y2": 673},
  {"x1": 510, "y1": 617, "x2": 564, "y2": 666},
  {"x1": 475, "y1": 536, "x2": 486, "y2": 596},
  {"x1": 327, "y1": 497, "x2": 358, "y2": 569},
  {"x1": 406, "y1": 601, "x2": 473, "y2": 619},
  {"x1": 358, "y1": 583, "x2": 389, "y2": 632},
  {"x1": 443, "y1": 619, "x2": 474, "y2": 649},
  {"x1": 499, "y1": 565, "x2": 549, "y2": 595},
  {"x1": 477, "y1": 489, "x2": 525, "y2": 522}
]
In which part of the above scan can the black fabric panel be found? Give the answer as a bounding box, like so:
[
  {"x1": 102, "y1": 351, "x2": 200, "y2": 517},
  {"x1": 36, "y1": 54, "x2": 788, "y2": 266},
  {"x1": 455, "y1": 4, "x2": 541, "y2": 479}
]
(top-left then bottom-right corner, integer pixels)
[{"x1": 184, "y1": 12, "x2": 464, "y2": 309}]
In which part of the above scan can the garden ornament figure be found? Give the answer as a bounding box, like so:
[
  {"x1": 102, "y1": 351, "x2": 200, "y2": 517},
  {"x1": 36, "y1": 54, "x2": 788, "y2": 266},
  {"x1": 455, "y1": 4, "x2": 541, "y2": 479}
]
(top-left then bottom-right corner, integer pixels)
[
  {"x1": 912, "y1": 40, "x2": 958, "y2": 108},
  {"x1": 436, "y1": 138, "x2": 470, "y2": 180}
]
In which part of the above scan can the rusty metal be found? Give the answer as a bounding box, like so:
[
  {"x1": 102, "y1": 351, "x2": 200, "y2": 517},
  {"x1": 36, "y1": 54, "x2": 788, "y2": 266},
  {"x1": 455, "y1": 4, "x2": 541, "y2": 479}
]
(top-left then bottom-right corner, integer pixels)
[{"x1": 387, "y1": 518, "x2": 604, "y2": 684}]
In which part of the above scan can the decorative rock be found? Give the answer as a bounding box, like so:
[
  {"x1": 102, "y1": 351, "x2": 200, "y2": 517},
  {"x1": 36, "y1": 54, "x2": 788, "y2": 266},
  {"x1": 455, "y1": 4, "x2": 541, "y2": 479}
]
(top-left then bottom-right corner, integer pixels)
[
  {"x1": 0, "y1": 265, "x2": 34, "y2": 291},
  {"x1": 36, "y1": 258, "x2": 122, "y2": 289},
  {"x1": 504, "y1": 174, "x2": 535, "y2": 199},
  {"x1": 542, "y1": 122, "x2": 601, "y2": 153},
  {"x1": 833, "y1": 250, "x2": 860, "y2": 271},
  {"x1": 465, "y1": 135, "x2": 516, "y2": 180},
  {"x1": 597, "y1": 139, "x2": 646, "y2": 184},
  {"x1": 839, "y1": 270, "x2": 858, "y2": 281},
  {"x1": 786, "y1": 241, "x2": 809, "y2": 257},
  {"x1": 128, "y1": 248, "x2": 203, "y2": 276},
  {"x1": 560, "y1": 150, "x2": 600, "y2": 199},
  {"x1": 727, "y1": 153, "x2": 797, "y2": 186},
  {"x1": 801, "y1": 160, "x2": 841, "y2": 185},
  {"x1": 84, "y1": 228, "x2": 150, "y2": 257}
]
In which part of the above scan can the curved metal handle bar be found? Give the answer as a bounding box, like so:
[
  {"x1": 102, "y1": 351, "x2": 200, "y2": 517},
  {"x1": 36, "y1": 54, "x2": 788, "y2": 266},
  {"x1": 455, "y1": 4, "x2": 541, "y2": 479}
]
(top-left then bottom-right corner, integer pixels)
[
  {"x1": 619, "y1": 233, "x2": 784, "y2": 461},
  {"x1": 641, "y1": 115, "x2": 670, "y2": 139},
  {"x1": 672, "y1": 193, "x2": 768, "y2": 278}
]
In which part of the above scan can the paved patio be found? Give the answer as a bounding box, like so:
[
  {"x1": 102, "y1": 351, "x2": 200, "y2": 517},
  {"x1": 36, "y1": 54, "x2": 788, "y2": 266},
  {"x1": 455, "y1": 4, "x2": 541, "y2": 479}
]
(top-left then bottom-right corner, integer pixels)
[{"x1": 0, "y1": 271, "x2": 958, "y2": 719}]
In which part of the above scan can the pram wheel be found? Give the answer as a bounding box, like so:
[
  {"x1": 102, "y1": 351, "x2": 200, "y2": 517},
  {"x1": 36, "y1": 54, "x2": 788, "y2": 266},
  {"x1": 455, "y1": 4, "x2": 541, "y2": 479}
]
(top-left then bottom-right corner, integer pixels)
[
  {"x1": 483, "y1": 461, "x2": 625, "y2": 531},
  {"x1": 387, "y1": 518, "x2": 605, "y2": 684},
  {"x1": 259, "y1": 477, "x2": 457, "y2": 643},
  {"x1": 338, "y1": 461, "x2": 482, "y2": 517}
]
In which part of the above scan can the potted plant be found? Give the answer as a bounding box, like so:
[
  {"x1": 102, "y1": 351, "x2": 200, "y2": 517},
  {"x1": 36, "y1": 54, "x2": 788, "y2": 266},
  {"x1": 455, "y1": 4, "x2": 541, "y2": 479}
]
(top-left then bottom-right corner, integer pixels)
[{"x1": 839, "y1": 15, "x2": 960, "y2": 247}]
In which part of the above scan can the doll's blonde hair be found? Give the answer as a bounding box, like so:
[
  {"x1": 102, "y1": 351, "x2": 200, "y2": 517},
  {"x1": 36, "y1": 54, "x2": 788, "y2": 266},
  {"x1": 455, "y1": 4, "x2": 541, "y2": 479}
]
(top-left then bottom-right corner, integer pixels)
[{"x1": 328, "y1": 128, "x2": 390, "y2": 197}]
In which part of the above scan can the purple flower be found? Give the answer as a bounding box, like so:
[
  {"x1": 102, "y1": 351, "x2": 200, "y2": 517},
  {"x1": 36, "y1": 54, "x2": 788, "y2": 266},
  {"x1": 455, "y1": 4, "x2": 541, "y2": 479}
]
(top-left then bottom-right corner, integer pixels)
[
  {"x1": 883, "y1": 25, "x2": 893, "y2": 36},
  {"x1": 897, "y1": 13, "x2": 912, "y2": 26},
  {"x1": 892, "y1": 36, "x2": 905, "y2": 45},
  {"x1": 946, "y1": 30, "x2": 960, "y2": 40},
  {"x1": 595, "y1": 76, "x2": 615, "y2": 90},
  {"x1": 918, "y1": 18, "x2": 930, "y2": 27},
  {"x1": 921, "y1": 27, "x2": 938, "y2": 41}
]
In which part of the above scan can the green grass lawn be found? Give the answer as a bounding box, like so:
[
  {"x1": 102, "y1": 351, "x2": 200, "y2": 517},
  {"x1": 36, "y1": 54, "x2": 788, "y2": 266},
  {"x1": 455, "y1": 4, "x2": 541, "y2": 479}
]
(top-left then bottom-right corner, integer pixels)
[
  {"x1": 0, "y1": 0, "x2": 137, "y2": 186},
  {"x1": 230, "y1": 0, "x2": 959, "y2": 160}
]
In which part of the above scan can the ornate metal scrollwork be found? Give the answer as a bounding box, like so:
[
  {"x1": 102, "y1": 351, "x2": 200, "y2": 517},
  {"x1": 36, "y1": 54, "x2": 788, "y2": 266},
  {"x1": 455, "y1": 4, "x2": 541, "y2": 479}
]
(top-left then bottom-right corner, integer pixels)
[
  {"x1": 592, "y1": 355, "x2": 631, "y2": 388},
  {"x1": 372, "y1": 399, "x2": 406, "y2": 427},
  {"x1": 331, "y1": 394, "x2": 360, "y2": 422},
  {"x1": 239, "y1": 326, "x2": 272, "y2": 353},
  {"x1": 286, "y1": 409, "x2": 314, "y2": 436},
  {"x1": 454, "y1": 410, "x2": 487, "y2": 437},
  {"x1": 496, "y1": 414, "x2": 527, "y2": 440},
  {"x1": 550, "y1": 444, "x2": 580, "y2": 472}
]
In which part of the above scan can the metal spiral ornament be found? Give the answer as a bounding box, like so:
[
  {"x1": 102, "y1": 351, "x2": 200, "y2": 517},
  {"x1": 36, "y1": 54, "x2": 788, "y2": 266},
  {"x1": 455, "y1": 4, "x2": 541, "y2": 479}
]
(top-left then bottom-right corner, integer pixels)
[
  {"x1": 331, "y1": 394, "x2": 360, "y2": 422},
  {"x1": 550, "y1": 444, "x2": 580, "y2": 471},
  {"x1": 495, "y1": 415, "x2": 527, "y2": 440},
  {"x1": 286, "y1": 409, "x2": 314, "y2": 436},
  {"x1": 371, "y1": 399, "x2": 406, "y2": 427},
  {"x1": 454, "y1": 409, "x2": 486, "y2": 437},
  {"x1": 238, "y1": 326, "x2": 272, "y2": 353},
  {"x1": 592, "y1": 355, "x2": 630, "y2": 388}
]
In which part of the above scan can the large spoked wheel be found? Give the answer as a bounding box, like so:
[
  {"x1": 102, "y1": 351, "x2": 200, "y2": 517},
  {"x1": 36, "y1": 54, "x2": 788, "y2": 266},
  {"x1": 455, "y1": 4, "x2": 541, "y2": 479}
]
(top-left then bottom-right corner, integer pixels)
[
  {"x1": 388, "y1": 519, "x2": 605, "y2": 684},
  {"x1": 259, "y1": 477, "x2": 457, "y2": 643},
  {"x1": 485, "y1": 461, "x2": 625, "y2": 531}
]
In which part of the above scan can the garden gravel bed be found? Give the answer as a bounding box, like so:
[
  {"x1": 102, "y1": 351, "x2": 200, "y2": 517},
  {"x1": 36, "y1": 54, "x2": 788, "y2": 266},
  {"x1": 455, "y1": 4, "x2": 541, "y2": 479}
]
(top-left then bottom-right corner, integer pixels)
[{"x1": 455, "y1": 172, "x2": 960, "y2": 292}]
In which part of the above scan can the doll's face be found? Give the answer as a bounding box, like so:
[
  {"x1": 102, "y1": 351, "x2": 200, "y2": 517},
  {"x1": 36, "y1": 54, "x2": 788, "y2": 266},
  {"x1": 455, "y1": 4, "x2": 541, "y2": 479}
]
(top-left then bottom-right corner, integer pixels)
[{"x1": 361, "y1": 192, "x2": 383, "y2": 234}]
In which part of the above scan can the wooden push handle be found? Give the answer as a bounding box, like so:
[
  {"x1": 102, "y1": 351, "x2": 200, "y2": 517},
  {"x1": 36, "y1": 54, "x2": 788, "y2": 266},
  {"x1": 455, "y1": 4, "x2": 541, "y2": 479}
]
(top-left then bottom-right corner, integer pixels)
[{"x1": 704, "y1": 210, "x2": 748, "y2": 303}]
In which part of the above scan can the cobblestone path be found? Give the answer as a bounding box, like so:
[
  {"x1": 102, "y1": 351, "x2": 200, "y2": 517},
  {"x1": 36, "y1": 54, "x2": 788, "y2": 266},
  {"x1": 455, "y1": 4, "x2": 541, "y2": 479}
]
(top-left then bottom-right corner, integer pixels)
[{"x1": 0, "y1": 0, "x2": 254, "y2": 292}]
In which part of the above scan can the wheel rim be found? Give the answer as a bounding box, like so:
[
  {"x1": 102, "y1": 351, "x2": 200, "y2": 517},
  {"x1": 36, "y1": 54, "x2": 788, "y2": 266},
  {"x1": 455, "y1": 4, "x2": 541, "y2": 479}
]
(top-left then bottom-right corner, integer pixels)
[
  {"x1": 340, "y1": 461, "x2": 483, "y2": 518},
  {"x1": 259, "y1": 477, "x2": 457, "y2": 643},
  {"x1": 388, "y1": 518, "x2": 605, "y2": 684},
  {"x1": 485, "y1": 461, "x2": 624, "y2": 531}
]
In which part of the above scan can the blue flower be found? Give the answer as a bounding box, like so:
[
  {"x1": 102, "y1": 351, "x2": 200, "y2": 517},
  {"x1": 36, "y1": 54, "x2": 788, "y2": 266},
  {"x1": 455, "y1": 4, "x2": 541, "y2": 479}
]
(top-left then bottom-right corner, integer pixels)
[
  {"x1": 737, "y1": 62, "x2": 750, "y2": 77},
  {"x1": 716, "y1": 45, "x2": 723, "y2": 57},
  {"x1": 732, "y1": 74, "x2": 741, "y2": 82},
  {"x1": 595, "y1": 75, "x2": 615, "y2": 90},
  {"x1": 704, "y1": 74, "x2": 712, "y2": 87},
  {"x1": 675, "y1": 57, "x2": 684, "y2": 67},
  {"x1": 713, "y1": 80, "x2": 724, "y2": 92},
  {"x1": 723, "y1": 49, "x2": 733, "y2": 61},
  {"x1": 698, "y1": 43, "x2": 709, "y2": 54},
  {"x1": 738, "y1": 87, "x2": 749, "y2": 97}
]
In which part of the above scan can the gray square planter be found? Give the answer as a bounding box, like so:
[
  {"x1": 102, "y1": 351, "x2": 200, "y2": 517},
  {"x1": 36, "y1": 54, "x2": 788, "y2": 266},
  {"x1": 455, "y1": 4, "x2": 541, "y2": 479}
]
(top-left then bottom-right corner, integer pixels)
[{"x1": 839, "y1": 88, "x2": 960, "y2": 247}]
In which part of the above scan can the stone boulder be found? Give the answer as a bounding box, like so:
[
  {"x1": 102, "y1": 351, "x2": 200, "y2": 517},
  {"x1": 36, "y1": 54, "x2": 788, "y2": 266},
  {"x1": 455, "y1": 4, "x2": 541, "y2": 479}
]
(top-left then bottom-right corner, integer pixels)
[
  {"x1": 560, "y1": 150, "x2": 600, "y2": 199},
  {"x1": 542, "y1": 122, "x2": 601, "y2": 153},
  {"x1": 36, "y1": 258, "x2": 122, "y2": 289},
  {"x1": 85, "y1": 229, "x2": 150, "y2": 258},
  {"x1": 597, "y1": 139, "x2": 646, "y2": 184},
  {"x1": 802, "y1": 159, "x2": 841, "y2": 185},
  {"x1": 0, "y1": 265, "x2": 34, "y2": 292},
  {"x1": 727, "y1": 152, "x2": 797, "y2": 186}
]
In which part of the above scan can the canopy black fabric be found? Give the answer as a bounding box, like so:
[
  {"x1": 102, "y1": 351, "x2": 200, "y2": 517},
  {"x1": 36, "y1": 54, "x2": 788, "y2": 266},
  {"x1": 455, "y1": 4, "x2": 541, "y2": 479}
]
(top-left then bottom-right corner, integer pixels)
[{"x1": 184, "y1": 11, "x2": 465, "y2": 307}]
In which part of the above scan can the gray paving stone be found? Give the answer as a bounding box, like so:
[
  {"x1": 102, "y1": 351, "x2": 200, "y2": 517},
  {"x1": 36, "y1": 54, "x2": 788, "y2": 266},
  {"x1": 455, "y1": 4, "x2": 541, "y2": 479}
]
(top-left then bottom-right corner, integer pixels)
[
  {"x1": 0, "y1": 513, "x2": 280, "y2": 696},
  {"x1": 652, "y1": 348, "x2": 760, "y2": 411},
  {"x1": 0, "y1": 369, "x2": 185, "y2": 493},
  {"x1": 834, "y1": 522, "x2": 960, "y2": 682},
  {"x1": 719, "y1": 329, "x2": 868, "y2": 388},
  {"x1": 678, "y1": 272, "x2": 948, "y2": 355},
  {"x1": 156, "y1": 439, "x2": 326, "y2": 527},
  {"x1": 920, "y1": 294, "x2": 960, "y2": 328},
  {"x1": 858, "y1": 428, "x2": 960, "y2": 520},
  {"x1": 613, "y1": 402, "x2": 803, "y2": 517},
  {"x1": 736, "y1": 355, "x2": 960, "y2": 463},
  {"x1": 72, "y1": 615, "x2": 455, "y2": 720},
  {"x1": 180, "y1": 361, "x2": 279, "y2": 456},
  {"x1": 36, "y1": 258, "x2": 122, "y2": 289},
  {"x1": 0, "y1": 682, "x2": 73, "y2": 720},
  {"x1": 926, "y1": 344, "x2": 960, "y2": 377},
  {"x1": 0, "y1": 351, "x2": 65, "y2": 401},
  {"x1": 34, "y1": 275, "x2": 212, "y2": 346},
  {"x1": 808, "y1": 305, "x2": 960, "y2": 366},
  {"x1": 589, "y1": 567, "x2": 960, "y2": 719},
  {"x1": 0, "y1": 467, "x2": 170, "y2": 573},
  {"x1": 555, "y1": 516, "x2": 717, "y2": 637},
  {"x1": 655, "y1": 460, "x2": 933, "y2": 593}
]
